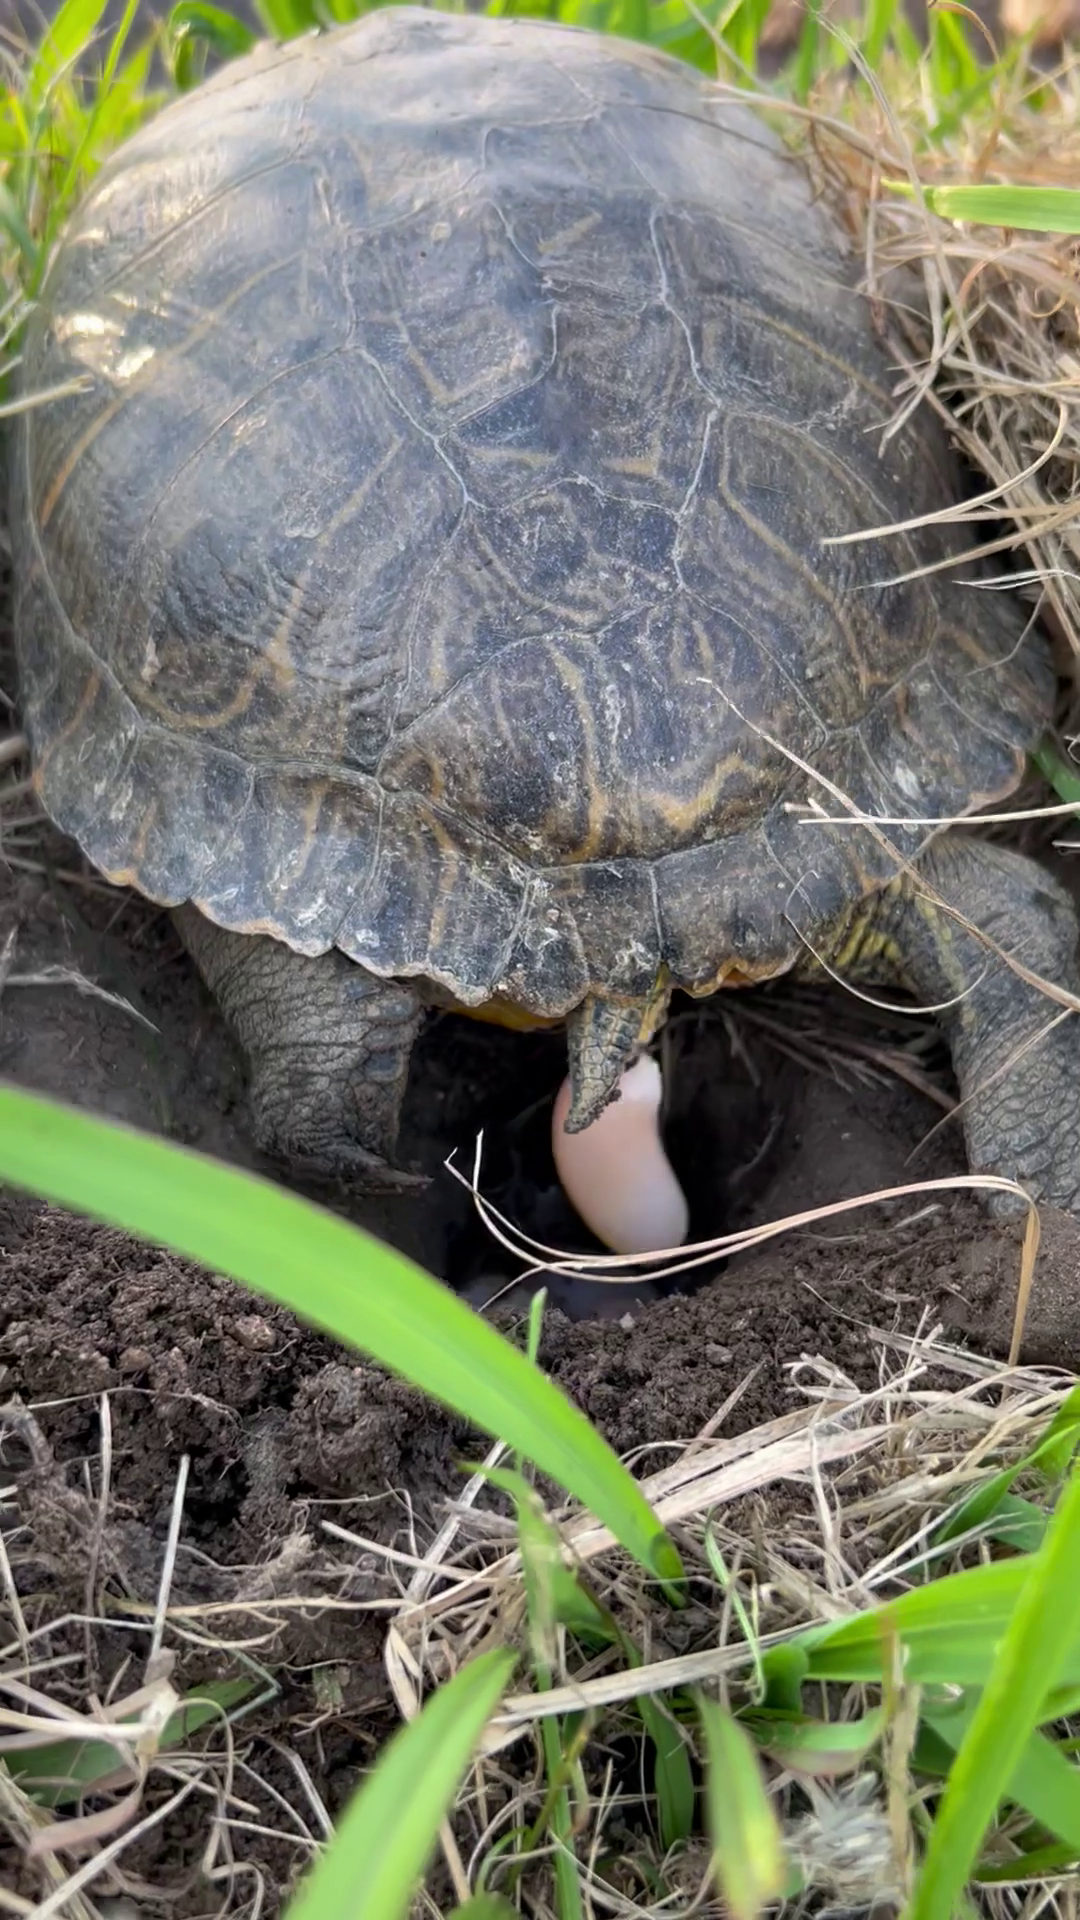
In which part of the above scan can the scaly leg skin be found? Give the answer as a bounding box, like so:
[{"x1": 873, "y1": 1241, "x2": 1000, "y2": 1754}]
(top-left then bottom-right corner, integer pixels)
[
  {"x1": 174, "y1": 905, "x2": 425, "y2": 1190},
  {"x1": 805, "y1": 834, "x2": 1080, "y2": 1215}
]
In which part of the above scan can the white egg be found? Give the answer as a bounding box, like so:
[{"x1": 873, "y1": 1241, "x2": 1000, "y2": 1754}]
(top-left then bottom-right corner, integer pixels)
[{"x1": 552, "y1": 1054, "x2": 690, "y2": 1256}]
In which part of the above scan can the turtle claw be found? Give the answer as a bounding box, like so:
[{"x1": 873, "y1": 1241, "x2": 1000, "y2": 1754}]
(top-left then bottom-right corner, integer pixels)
[
  {"x1": 343, "y1": 1154, "x2": 430, "y2": 1197},
  {"x1": 267, "y1": 1140, "x2": 430, "y2": 1197}
]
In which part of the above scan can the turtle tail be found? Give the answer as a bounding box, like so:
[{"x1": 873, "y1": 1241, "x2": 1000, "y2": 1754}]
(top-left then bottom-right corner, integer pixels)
[{"x1": 562, "y1": 987, "x2": 669, "y2": 1134}]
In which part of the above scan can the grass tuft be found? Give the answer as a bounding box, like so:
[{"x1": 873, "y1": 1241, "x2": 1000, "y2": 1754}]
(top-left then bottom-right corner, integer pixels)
[{"x1": 381, "y1": 1324, "x2": 1080, "y2": 1911}]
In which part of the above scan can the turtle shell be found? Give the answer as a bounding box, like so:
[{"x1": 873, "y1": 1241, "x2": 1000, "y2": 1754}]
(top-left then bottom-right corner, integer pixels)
[{"x1": 12, "y1": 6, "x2": 1053, "y2": 1020}]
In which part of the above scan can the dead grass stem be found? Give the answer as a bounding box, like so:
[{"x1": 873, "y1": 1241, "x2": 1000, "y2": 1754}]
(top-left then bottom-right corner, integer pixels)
[
  {"x1": 792, "y1": 49, "x2": 1080, "y2": 667},
  {"x1": 371, "y1": 1325, "x2": 1079, "y2": 1912}
]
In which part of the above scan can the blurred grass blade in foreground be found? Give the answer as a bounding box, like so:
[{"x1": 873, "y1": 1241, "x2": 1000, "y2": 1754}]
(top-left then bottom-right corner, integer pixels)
[
  {"x1": 700, "y1": 1696, "x2": 789, "y2": 1920},
  {"x1": 921, "y1": 1700, "x2": 1080, "y2": 1858},
  {"x1": 907, "y1": 1465, "x2": 1080, "y2": 1920},
  {"x1": 0, "y1": 1085, "x2": 682, "y2": 1587},
  {"x1": 286, "y1": 1647, "x2": 516, "y2": 1920}
]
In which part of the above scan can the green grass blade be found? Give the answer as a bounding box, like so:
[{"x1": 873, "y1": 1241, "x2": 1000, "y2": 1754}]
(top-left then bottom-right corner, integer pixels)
[
  {"x1": 84, "y1": 43, "x2": 162, "y2": 162},
  {"x1": 492, "y1": 1467, "x2": 562, "y2": 1676},
  {"x1": 748, "y1": 1707, "x2": 883, "y2": 1779},
  {"x1": 926, "y1": 5, "x2": 978, "y2": 101},
  {"x1": 490, "y1": 1469, "x2": 692, "y2": 1854},
  {"x1": 637, "y1": 1691, "x2": 696, "y2": 1848},
  {"x1": 539, "y1": 1715, "x2": 585, "y2": 1920},
  {"x1": 889, "y1": 9, "x2": 922, "y2": 65},
  {"x1": 252, "y1": 0, "x2": 319, "y2": 35},
  {"x1": 704, "y1": 1529, "x2": 766, "y2": 1704},
  {"x1": 700, "y1": 1697, "x2": 787, "y2": 1920},
  {"x1": 1046, "y1": 1685, "x2": 1080, "y2": 1721},
  {"x1": 24, "y1": 0, "x2": 110, "y2": 108},
  {"x1": 789, "y1": 2, "x2": 823, "y2": 102},
  {"x1": 1032, "y1": 1386, "x2": 1080, "y2": 1477},
  {"x1": 49, "y1": 0, "x2": 141, "y2": 251},
  {"x1": 286, "y1": 1648, "x2": 516, "y2": 1920},
  {"x1": 982, "y1": 1494, "x2": 1049, "y2": 1555},
  {"x1": 885, "y1": 181, "x2": 1080, "y2": 235},
  {"x1": 167, "y1": 0, "x2": 255, "y2": 84},
  {"x1": 0, "y1": 181, "x2": 38, "y2": 269},
  {"x1": 922, "y1": 1700, "x2": 1080, "y2": 1857},
  {"x1": 785, "y1": 1557, "x2": 1080, "y2": 1688},
  {"x1": 859, "y1": 0, "x2": 897, "y2": 72},
  {"x1": 760, "y1": 1643, "x2": 808, "y2": 1713},
  {"x1": 908, "y1": 1466, "x2": 1080, "y2": 1920},
  {"x1": 933, "y1": 1380, "x2": 1080, "y2": 1549},
  {"x1": 168, "y1": 0, "x2": 256, "y2": 50},
  {"x1": 641, "y1": 1, "x2": 721, "y2": 73},
  {"x1": 313, "y1": 0, "x2": 365, "y2": 22},
  {"x1": 1037, "y1": 744, "x2": 1080, "y2": 809},
  {"x1": 929, "y1": 65, "x2": 1014, "y2": 146},
  {"x1": 6, "y1": 1680, "x2": 256, "y2": 1807},
  {"x1": 481, "y1": 1464, "x2": 614, "y2": 1646},
  {"x1": 487, "y1": 1465, "x2": 589, "y2": 1916},
  {"x1": 91, "y1": 0, "x2": 140, "y2": 95},
  {"x1": 933, "y1": 1465, "x2": 1030, "y2": 1548},
  {"x1": 622, "y1": 0, "x2": 651, "y2": 38},
  {"x1": 0, "y1": 1087, "x2": 681, "y2": 1588},
  {"x1": 616, "y1": 1624, "x2": 695, "y2": 1849},
  {"x1": 976, "y1": 1841, "x2": 1080, "y2": 1882},
  {"x1": 715, "y1": 0, "x2": 771, "y2": 69},
  {"x1": 525, "y1": 1287, "x2": 546, "y2": 1367}
]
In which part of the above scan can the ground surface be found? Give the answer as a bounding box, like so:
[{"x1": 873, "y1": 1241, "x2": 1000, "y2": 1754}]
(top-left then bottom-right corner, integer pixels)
[{"x1": 4, "y1": 808, "x2": 1080, "y2": 1908}]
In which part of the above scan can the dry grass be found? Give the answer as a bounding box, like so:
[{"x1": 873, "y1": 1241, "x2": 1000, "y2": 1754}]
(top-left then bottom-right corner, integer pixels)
[
  {"x1": 453, "y1": 1124, "x2": 1041, "y2": 1364},
  {"x1": 369, "y1": 1323, "x2": 1079, "y2": 1914},
  {"x1": 794, "y1": 45, "x2": 1080, "y2": 672},
  {"x1": 2, "y1": 1320, "x2": 1076, "y2": 1917},
  {"x1": 0, "y1": 1393, "x2": 414, "y2": 1920}
]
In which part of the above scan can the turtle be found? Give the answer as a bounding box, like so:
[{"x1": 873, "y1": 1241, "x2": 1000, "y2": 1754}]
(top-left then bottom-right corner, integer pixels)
[{"x1": 11, "y1": 6, "x2": 1080, "y2": 1212}]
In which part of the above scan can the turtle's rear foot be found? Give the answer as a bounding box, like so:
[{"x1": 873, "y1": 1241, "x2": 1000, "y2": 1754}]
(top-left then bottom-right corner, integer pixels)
[
  {"x1": 816, "y1": 834, "x2": 1080, "y2": 1214},
  {"x1": 174, "y1": 906, "x2": 424, "y2": 1190}
]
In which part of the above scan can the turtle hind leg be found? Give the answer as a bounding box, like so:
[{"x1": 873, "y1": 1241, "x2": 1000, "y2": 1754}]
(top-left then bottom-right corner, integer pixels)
[
  {"x1": 174, "y1": 906, "x2": 425, "y2": 1191},
  {"x1": 805, "y1": 834, "x2": 1080, "y2": 1214}
]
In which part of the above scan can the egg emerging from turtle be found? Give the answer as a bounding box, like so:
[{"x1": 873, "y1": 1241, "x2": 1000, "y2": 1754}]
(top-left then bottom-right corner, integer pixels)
[{"x1": 552, "y1": 1055, "x2": 690, "y2": 1256}]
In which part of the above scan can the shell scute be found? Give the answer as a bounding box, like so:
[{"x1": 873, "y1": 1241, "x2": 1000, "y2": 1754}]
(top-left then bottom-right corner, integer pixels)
[
  {"x1": 345, "y1": 200, "x2": 557, "y2": 437},
  {"x1": 450, "y1": 294, "x2": 706, "y2": 514}
]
